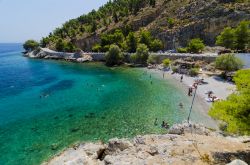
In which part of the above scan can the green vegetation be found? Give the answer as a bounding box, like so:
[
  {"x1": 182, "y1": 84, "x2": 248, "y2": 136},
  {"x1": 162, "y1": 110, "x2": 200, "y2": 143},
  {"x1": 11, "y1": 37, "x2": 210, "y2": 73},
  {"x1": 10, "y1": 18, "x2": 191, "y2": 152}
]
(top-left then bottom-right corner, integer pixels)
[
  {"x1": 215, "y1": 54, "x2": 243, "y2": 73},
  {"x1": 55, "y1": 39, "x2": 76, "y2": 52},
  {"x1": 92, "y1": 44, "x2": 102, "y2": 52},
  {"x1": 177, "y1": 38, "x2": 205, "y2": 53},
  {"x1": 23, "y1": 40, "x2": 39, "y2": 51},
  {"x1": 162, "y1": 58, "x2": 171, "y2": 68},
  {"x1": 131, "y1": 44, "x2": 149, "y2": 64},
  {"x1": 187, "y1": 38, "x2": 205, "y2": 53},
  {"x1": 147, "y1": 55, "x2": 159, "y2": 64},
  {"x1": 235, "y1": 21, "x2": 250, "y2": 51},
  {"x1": 209, "y1": 69, "x2": 250, "y2": 135},
  {"x1": 177, "y1": 47, "x2": 188, "y2": 53},
  {"x1": 167, "y1": 18, "x2": 175, "y2": 29},
  {"x1": 216, "y1": 21, "x2": 250, "y2": 51},
  {"x1": 97, "y1": 29, "x2": 163, "y2": 53},
  {"x1": 150, "y1": 39, "x2": 164, "y2": 52},
  {"x1": 105, "y1": 45, "x2": 124, "y2": 66},
  {"x1": 216, "y1": 27, "x2": 236, "y2": 49},
  {"x1": 126, "y1": 32, "x2": 138, "y2": 53},
  {"x1": 39, "y1": 0, "x2": 158, "y2": 51},
  {"x1": 189, "y1": 68, "x2": 199, "y2": 77}
]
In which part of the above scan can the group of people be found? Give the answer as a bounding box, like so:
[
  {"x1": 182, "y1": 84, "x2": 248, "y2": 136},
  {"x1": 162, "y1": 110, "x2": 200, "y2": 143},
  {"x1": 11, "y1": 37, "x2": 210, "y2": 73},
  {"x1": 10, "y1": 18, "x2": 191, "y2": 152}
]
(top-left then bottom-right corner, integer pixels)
[
  {"x1": 207, "y1": 91, "x2": 220, "y2": 102},
  {"x1": 154, "y1": 118, "x2": 170, "y2": 129},
  {"x1": 188, "y1": 82, "x2": 198, "y2": 96}
]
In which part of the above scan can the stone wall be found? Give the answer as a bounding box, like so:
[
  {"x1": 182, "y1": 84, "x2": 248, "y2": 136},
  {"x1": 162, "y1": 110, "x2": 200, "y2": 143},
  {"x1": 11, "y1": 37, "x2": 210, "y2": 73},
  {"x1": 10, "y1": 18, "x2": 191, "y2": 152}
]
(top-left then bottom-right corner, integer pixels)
[{"x1": 26, "y1": 48, "x2": 217, "y2": 63}]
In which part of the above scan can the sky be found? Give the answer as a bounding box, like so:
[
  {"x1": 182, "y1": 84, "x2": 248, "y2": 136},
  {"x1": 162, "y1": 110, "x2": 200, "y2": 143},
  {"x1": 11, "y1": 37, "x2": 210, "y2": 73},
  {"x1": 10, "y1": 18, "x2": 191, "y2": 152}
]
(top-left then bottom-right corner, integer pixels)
[{"x1": 0, "y1": 0, "x2": 109, "y2": 43}]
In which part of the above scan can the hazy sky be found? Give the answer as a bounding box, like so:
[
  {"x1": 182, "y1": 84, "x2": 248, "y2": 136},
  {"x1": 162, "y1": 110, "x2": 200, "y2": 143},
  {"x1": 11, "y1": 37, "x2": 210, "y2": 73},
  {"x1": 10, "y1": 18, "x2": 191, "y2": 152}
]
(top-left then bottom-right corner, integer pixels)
[{"x1": 0, "y1": 0, "x2": 109, "y2": 43}]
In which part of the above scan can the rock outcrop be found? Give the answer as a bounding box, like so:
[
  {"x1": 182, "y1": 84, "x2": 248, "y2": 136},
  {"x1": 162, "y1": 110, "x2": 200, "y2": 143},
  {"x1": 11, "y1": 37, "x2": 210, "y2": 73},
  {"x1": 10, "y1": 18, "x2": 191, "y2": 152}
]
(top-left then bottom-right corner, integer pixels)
[
  {"x1": 43, "y1": 122, "x2": 250, "y2": 165},
  {"x1": 24, "y1": 48, "x2": 105, "y2": 62}
]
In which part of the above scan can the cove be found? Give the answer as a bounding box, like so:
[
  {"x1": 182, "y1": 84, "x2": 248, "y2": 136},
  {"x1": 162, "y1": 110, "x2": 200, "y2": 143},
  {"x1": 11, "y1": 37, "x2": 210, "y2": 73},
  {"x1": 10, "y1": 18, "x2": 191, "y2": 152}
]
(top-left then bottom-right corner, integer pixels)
[{"x1": 0, "y1": 44, "x2": 213, "y2": 165}]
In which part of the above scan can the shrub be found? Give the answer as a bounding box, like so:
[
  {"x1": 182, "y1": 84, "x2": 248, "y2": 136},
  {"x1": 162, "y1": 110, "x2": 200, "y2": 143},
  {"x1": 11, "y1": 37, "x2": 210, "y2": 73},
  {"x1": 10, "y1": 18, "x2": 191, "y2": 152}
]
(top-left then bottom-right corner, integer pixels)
[
  {"x1": 187, "y1": 38, "x2": 205, "y2": 53},
  {"x1": 167, "y1": 18, "x2": 175, "y2": 28},
  {"x1": 126, "y1": 32, "x2": 138, "y2": 53},
  {"x1": 215, "y1": 21, "x2": 250, "y2": 51},
  {"x1": 215, "y1": 54, "x2": 243, "y2": 73},
  {"x1": 163, "y1": 58, "x2": 171, "y2": 68},
  {"x1": 105, "y1": 45, "x2": 123, "y2": 66},
  {"x1": 189, "y1": 68, "x2": 199, "y2": 77},
  {"x1": 139, "y1": 29, "x2": 152, "y2": 48},
  {"x1": 147, "y1": 55, "x2": 159, "y2": 64},
  {"x1": 131, "y1": 44, "x2": 149, "y2": 64},
  {"x1": 216, "y1": 27, "x2": 236, "y2": 49},
  {"x1": 150, "y1": 39, "x2": 164, "y2": 52},
  {"x1": 23, "y1": 40, "x2": 39, "y2": 51},
  {"x1": 235, "y1": 21, "x2": 250, "y2": 51},
  {"x1": 92, "y1": 44, "x2": 102, "y2": 52},
  {"x1": 233, "y1": 69, "x2": 250, "y2": 91},
  {"x1": 172, "y1": 66, "x2": 178, "y2": 73},
  {"x1": 209, "y1": 69, "x2": 250, "y2": 135},
  {"x1": 55, "y1": 39, "x2": 76, "y2": 52},
  {"x1": 177, "y1": 47, "x2": 188, "y2": 53},
  {"x1": 130, "y1": 53, "x2": 137, "y2": 63}
]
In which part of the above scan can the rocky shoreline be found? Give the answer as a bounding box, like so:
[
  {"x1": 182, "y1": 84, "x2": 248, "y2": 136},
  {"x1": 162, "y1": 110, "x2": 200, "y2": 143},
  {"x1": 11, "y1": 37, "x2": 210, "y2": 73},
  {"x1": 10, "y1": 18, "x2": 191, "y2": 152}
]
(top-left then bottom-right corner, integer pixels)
[
  {"x1": 23, "y1": 48, "x2": 104, "y2": 63},
  {"x1": 24, "y1": 47, "x2": 217, "y2": 64},
  {"x1": 43, "y1": 122, "x2": 250, "y2": 165}
]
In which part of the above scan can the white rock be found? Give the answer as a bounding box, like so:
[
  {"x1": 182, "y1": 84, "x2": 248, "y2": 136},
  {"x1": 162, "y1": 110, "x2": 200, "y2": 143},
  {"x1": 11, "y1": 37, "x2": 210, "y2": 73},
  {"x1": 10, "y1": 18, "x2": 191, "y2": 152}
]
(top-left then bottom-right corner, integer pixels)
[{"x1": 227, "y1": 159, "x2": 248, "y2": 165}]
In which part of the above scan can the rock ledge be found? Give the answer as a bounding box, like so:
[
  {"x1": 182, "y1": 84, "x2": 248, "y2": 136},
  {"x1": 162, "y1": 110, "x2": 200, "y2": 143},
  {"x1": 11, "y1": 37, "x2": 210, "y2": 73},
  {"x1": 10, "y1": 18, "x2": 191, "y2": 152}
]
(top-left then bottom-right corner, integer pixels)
[{"x1": 43, "y1": 122, "x2": 250, "y2": 165}]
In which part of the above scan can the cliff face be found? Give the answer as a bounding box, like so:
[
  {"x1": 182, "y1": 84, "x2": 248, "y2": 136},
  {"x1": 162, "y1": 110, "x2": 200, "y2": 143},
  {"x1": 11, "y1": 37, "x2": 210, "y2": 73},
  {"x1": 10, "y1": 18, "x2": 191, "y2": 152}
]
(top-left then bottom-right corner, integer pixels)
[
  {"x1": 45, "y1": 0, "x2": 250, "y2": 51},
  {"x1": 153, "y1": 0, "x2": 250, "y2": 49}
]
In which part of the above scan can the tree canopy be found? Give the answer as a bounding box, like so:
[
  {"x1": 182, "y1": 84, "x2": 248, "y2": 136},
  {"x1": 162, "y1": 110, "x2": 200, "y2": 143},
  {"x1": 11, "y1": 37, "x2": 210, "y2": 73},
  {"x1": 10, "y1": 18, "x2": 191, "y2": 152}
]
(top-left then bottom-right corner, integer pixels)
[
  {"x1": 215, "y1": 54, "x2": 243, "y2": 72},
  {"x1": 131, "y1": 44, "x2": 149, "y2": 64},
  {"x1": 23, "y1": 40, "x2": 39, "y2": 51},
  {"x1": 209, "y1": 69, "x2": 250, "y2": 135},
  {"x1": 105, "y1": 44, "x2": 124, "y2": 66},
  {"x1": 216, "y1": 27, "x2": 236, "y2": 49},
  {"x1": 187, "y1": 38, "x2": 205, "y2": 53},
  {"x1": 216, "y1": 21, "x2": 250, "y2": 51},
  {"x1": 162, "y1": 58, "x2": 171, "y2": 68},
  {"x1": 40, "y1": 0, "x2": 158, "y2": 51}
]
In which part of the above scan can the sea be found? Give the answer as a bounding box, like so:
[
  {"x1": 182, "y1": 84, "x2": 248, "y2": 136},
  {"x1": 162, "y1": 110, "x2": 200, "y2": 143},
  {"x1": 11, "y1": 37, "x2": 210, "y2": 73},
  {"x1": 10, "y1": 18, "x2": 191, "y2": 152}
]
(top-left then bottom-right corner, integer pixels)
[{"x1": 2, "y1": 43, "x2": 247, "y2": 165}]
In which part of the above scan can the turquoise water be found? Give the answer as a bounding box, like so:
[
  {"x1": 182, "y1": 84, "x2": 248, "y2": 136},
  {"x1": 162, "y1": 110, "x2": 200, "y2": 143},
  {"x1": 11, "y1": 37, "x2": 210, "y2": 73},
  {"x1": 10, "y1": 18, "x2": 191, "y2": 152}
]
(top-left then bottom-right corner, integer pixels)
[{"x1": 0, "y1": 44, "x2": 212, "y2": 165}]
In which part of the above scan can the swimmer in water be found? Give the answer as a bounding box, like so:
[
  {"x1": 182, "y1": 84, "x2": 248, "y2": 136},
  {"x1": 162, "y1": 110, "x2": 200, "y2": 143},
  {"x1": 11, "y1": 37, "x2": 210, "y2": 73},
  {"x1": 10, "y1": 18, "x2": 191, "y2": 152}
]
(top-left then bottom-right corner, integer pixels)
[
  {"x1": 179, "y1": 102, "x2": 183, "y2": 109},
  {"x1": 154, "y1": 118, "x2": 158, "y2": 126}
]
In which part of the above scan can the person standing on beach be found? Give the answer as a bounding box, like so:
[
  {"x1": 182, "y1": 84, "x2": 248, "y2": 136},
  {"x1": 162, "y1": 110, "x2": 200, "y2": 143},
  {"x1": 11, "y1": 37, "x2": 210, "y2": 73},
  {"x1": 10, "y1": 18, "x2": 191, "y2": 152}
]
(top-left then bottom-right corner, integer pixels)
[
  {"x1": 163, "y1": 72, "x2": 165, "y2": 79},
  {"x1": 180, "y1": 75, "x2": 183, "y2": 82},
  {"x1": 188, "y1": 87, "x2": 193, "y2": 96}
]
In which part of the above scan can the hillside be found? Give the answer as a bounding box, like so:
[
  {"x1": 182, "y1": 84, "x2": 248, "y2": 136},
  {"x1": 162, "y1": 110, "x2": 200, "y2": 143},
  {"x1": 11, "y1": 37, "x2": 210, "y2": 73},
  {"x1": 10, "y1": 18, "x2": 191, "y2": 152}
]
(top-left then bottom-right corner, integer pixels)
[{"x1": 41, "y1": 0, "x2": 250, "y2": 51}]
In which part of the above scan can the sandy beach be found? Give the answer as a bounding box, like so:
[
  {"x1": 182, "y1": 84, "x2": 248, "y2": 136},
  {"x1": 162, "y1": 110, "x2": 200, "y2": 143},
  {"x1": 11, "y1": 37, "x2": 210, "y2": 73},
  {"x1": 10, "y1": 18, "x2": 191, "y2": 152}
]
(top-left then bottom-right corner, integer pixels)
[
  {"x1": 148, "y1": 68, "x2": 236, "y2": 106},
  {"x1": 146, "y1": 67, "x2": 236, "y2": 129}
]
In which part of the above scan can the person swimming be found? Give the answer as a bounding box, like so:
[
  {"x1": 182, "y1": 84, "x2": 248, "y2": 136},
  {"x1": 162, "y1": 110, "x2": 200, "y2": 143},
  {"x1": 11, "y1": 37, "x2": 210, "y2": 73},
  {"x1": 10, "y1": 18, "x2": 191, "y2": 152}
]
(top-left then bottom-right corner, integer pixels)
[
  {"x1": 161, "y1": 121, "x2": 169, "y2": 129},
  {"x1": 179, "y1": 102, "x2": 184, "y2": 109},
  {"x1": 154, "y1": 118, "x2": 158, "y2": 126}
]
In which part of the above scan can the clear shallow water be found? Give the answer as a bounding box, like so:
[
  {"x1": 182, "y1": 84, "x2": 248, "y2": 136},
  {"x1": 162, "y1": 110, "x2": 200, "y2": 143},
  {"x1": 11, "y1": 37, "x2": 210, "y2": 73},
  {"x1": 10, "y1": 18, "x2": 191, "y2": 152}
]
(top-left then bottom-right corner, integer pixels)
[{"x1": 0, "y1": 44, "x2": 212, "y2": 165}]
